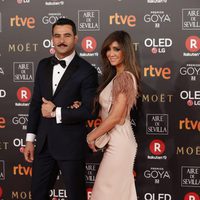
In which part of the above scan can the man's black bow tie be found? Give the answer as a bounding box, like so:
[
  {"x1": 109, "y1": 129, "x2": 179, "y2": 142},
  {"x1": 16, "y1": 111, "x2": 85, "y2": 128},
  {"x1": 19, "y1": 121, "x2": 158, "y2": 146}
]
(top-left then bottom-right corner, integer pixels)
[{"x1": 51, "y1": 56, "x2": 66, "y2": 68}]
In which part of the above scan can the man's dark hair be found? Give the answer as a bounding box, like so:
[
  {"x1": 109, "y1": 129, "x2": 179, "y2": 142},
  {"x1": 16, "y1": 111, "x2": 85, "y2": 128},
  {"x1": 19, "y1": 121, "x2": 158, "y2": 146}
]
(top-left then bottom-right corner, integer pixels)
[{"x1": 52, "y1": 18, "x2": 77, "y2": 35}]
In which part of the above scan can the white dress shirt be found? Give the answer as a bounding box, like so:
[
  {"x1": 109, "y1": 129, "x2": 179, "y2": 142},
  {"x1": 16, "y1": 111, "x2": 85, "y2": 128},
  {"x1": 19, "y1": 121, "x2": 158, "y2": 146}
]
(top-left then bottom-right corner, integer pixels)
[{"x1": 26, "y1": 51, "x2": 76, "y2": 142}]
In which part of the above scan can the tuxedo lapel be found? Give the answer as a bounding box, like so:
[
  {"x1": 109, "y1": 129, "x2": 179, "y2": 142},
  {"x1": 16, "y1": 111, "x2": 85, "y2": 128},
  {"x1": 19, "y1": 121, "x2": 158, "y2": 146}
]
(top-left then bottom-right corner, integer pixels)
[
  {"x1": 53, "y1": 54, "x2": 79, "y2": 98},
  {"x1": 45, "y1": 58, "x2": 54, "y2": 100}
]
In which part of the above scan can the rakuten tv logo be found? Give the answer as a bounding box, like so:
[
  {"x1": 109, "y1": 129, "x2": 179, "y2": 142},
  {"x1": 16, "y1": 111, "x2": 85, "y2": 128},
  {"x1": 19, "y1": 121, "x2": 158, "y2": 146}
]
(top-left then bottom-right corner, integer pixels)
[
  {"x1": 143, "y1": 65, "x2": 171, "y2": 79},
  {"x1": 0, "y1": 117, "x2": 6, "y2": 129},
  {"x1": 0, "y1": 186, "x2": 3, "y2": 199},
  {"x1": 87, "y1": 188, "x2": 92, "y2": 200},
  {"x1": 81, "y1": 36, "x2": 97, "y2": 53},
  {"x1": 184, "y1": 36, "x2": 200, "y2": 57},
  {"x1": 150, "y1": 139, "x2": 165, "y2": 155},
  {"x1": 109, "y1": 13, "x2": 136, "y2": 27},
  {"x1": 184, "y1": 192, "x2": 199, "y2": 200},
  {"x1": 148, "y1": 139, "x2": 167, "y2": 160},
  {"x1": 10, "y1": 15, "x2": 36, "y2": 29},
  {"x1": 17, "y1": 87, "x2": 31, "y2": 102}
]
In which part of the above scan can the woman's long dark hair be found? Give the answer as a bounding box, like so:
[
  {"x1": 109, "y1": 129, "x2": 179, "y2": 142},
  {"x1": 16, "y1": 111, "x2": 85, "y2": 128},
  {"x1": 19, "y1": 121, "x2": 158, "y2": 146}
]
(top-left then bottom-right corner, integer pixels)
[{"x1": 94, "y1": 30, "x2": 141, "y2": 112}]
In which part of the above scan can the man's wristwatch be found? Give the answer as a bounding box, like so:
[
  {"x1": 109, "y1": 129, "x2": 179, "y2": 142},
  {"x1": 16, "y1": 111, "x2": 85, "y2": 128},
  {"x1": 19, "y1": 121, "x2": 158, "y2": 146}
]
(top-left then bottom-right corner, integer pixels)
[{"x1": 51, "y1": 106, "x2": 56, "y2": 118}]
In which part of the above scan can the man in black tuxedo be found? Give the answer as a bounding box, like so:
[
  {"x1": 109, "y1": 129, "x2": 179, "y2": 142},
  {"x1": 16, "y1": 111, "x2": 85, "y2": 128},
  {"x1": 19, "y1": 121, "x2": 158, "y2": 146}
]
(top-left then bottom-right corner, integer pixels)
[{"x1": 24, "y1": 18, "x2": 98, "y2": 200}]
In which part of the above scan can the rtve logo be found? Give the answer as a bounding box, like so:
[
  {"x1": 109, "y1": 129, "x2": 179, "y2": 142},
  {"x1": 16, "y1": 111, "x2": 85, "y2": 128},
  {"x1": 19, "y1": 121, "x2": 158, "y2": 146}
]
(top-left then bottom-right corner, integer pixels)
[
  {"x1": 109, "y1": 13, "x2": 136, "y2": 27},
  {"x1": 185, "y1": 36, "x2": 200, "y2": 52},
  {"x1": 10, "y1": 15, "x2": 35, "y2": 29},
  {"x1": 0, "y1": 117, "x2": 6, "y2": 128},
  {"x1": 13, "y1": 164, "x2": 32, "y2": 176},
  {"x1": 184, "y1": 192, "x2": 199, "y2": 200},
  {"x1": 144, "y1": 65, "x2": 171, "y2": 79},
  {"x1": 149, "y1": 139, "x2": 165, "y2": 155},
  {"x1": 179, "y1": 118, "x2": 200, "y2": 132},
  {"x1": 81, "y1": 36, "x2": 97, "y2": 53},
  {"x1": 87, "y1": 118, "x2": 102, "y2": 128}
]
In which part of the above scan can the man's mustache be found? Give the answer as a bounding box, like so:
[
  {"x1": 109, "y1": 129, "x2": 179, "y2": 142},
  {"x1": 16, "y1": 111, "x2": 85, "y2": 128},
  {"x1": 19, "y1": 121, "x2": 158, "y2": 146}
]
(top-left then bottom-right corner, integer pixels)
[{"x1": 58, "y1": 43, "x2": 68, "y2": 47}]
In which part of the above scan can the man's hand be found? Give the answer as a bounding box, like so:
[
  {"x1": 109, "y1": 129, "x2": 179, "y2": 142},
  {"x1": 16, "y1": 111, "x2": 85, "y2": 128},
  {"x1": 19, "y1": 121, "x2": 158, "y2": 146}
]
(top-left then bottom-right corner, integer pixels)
[
  {"x1": 41, "y1": 97, "x2": 55, "y2": 118},
  {"x1": 24, "y1": 141, "x2": 34, "y2": 163}
]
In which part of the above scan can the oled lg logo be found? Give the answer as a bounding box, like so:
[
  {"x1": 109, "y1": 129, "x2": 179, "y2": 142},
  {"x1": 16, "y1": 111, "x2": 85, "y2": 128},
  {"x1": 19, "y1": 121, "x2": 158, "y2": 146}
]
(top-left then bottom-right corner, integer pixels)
[
  {"x1": 183, "y1": 36, "x2": 200, "y2": 57},
  {"x1": 42, "y1": 39, "x2": 55, "y2": 54},
  {"x1": 180, "y1": 64, "x2": 200, "y2": 81},
  {"x1": 182, "y1": 9, "x2": 200, "y2": 30},
  {"x1": 10, "y1": 15, "x2": 35, "y2": 29},
  {"x1": 148, "y1": 139, "x2": 167, "y2": 160},
  {"x1": 109, "y1": 13, "x2": 136, "y2": 27},
  {"x1": 15, "y1": 87, "x2": 31, "y2": 107},
  {"x1": 50, "y1": 189, "x2": 67, "y2": 199},
  {"x1": 144, "y1": 38, "x2": 172, "y2": 54},
  {"x1": 144, "y1": 193, "x2": 172, "y2": 200},
  {"x1": 80, "y1": 36, "x2": 98, "y2": 57},
  {"x1": 180, "y1": 91, "x2": 200, "y2": 107},
  {"x1": 143, "y1": 65, "x2": 171, "y2": 79},
  {"x1": 144, "y1": 11, "x2": 171, "y2": 28},
  {"x1": 184, "y1": 192, "x2": 200, "y2": 200},
  {"x1": 0, "y1": 89, "x2": 6, "y2": 98}
]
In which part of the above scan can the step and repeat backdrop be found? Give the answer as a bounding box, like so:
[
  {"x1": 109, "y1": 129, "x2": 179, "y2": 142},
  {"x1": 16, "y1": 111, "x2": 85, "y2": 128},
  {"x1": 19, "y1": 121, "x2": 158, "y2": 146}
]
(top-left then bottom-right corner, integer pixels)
[{"x1": 0, "y1": 0, "x2": 200, "y2": 199}]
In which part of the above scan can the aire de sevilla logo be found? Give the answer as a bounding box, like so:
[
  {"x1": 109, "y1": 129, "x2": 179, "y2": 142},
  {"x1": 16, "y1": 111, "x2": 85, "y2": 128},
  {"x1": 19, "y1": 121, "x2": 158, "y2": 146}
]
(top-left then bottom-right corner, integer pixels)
[{"x1": 184, "y1": 192, "x2": 199, "y2": 200}]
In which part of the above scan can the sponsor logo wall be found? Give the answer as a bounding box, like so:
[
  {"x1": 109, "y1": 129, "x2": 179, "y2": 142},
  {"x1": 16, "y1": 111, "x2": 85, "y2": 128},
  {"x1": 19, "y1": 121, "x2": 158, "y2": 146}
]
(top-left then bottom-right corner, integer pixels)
[{"x1": 0, "y1": 1, "x2": 199, "y2": 199}]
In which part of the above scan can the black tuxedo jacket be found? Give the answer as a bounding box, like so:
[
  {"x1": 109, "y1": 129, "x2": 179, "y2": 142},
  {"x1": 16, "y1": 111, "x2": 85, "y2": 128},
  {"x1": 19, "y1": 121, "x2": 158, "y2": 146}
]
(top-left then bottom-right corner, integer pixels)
[{"x1": 27, "y1": 53, "x2": 98, "y2": 160}]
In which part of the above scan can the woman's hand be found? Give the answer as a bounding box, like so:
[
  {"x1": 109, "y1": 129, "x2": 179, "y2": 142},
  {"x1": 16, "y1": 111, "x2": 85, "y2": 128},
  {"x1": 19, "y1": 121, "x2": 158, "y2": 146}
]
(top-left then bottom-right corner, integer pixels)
[
  {"x1": 86, "y1": 133, "x2": 97, "y2": 152},
  {"x1": 68, "y1": 101, "x2": 82, "y2": 109}
]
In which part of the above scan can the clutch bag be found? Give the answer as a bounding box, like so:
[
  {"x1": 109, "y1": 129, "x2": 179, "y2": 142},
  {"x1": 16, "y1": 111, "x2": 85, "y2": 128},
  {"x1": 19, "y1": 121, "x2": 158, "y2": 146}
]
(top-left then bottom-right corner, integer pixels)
[{"x1": 94, "y1": 133, "x2": 110, "y2": 149}]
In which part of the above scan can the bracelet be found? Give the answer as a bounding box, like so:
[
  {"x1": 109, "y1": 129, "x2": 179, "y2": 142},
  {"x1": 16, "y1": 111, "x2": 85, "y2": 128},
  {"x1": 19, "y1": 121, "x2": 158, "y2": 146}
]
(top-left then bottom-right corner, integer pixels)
[{"x1": 86, "y1": 135, "x2": 95, "y2": 144}]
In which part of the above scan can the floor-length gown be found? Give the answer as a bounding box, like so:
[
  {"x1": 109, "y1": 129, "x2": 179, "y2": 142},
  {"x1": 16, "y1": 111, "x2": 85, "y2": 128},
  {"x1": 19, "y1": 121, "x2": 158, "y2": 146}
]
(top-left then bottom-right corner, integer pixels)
[{"x1": 91, "y1": 71, "x2": 138, "y2": 200}]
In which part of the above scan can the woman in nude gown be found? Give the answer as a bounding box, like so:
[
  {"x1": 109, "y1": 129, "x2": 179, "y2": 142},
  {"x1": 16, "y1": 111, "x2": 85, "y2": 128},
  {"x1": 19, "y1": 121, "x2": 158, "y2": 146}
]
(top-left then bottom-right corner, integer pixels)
[{"x1": 86, "y1": 30, "x2": 141, "y2": 200}]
